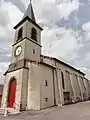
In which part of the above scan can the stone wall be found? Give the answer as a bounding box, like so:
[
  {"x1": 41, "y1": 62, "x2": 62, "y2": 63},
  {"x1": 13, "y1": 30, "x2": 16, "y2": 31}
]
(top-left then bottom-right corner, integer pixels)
[{"x1": 0, "y1": 95, "x2": 2, "y2": 107}]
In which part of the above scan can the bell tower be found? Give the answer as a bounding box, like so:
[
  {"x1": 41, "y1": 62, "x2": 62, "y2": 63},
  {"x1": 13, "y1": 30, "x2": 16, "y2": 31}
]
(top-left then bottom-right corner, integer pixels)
[
  {"x1": 11, "y1": 0, "x2": 43, "y2": 64},
  {"x1": 1, "y1": 1, "x2": 43, "y2": 111}
]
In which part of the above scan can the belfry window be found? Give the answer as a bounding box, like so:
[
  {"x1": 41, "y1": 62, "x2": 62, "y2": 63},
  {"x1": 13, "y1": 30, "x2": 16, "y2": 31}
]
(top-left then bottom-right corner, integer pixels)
[
  {"x1": 61, "y1": 71, "x2": 65, "y2": 89},
  {"x1": 31, "y1": 27, "x2": 37, "y2": 41},
  {"x1": 17, "y1": 27, "x2": 23, "y2": 40}
]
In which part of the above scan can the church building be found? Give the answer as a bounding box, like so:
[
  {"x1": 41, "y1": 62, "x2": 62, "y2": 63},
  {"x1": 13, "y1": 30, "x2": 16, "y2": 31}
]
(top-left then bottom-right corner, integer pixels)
[{"x1": 1, "y1": 1, "x2": 90, "y2": 111}]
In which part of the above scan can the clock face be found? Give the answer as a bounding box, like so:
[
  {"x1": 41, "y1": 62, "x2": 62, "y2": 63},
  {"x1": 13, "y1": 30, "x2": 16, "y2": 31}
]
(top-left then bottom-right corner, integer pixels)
[{"x1": 15, "y1": 46, "x2": 22, "y2": 56}]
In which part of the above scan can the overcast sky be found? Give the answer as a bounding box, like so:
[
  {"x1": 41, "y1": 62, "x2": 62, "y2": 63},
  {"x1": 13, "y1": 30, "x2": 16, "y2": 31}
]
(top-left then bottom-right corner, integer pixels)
[{"x1": 0, "y1": 0, "x2": 90, "y2": 84}]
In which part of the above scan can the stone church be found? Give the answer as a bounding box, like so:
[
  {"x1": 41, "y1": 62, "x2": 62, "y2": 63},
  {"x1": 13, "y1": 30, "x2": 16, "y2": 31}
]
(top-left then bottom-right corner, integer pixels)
[{"x1": 1, "y1": 1, "x2": 90, "y2": 111}]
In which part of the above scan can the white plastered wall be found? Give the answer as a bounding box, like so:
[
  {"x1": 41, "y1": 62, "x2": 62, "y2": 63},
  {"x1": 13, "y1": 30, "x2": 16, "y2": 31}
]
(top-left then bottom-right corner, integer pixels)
[
  {"x1": 21, "y1": 68, "x2": 29, "y2": 110},
  {"x1": 78, "y1": 77, "x2": 87, "y2": 100},
  {"x1": 41, "y1": 56, "x2": 85, "y2": 102},
  {"x1": 1, "y1": 69, "x2": 25, "y2": 110},
  {"x1": 27, "y1": 61, "x2": 64, "y2": 110},
  {"x1": 84, "y1": 78, "x2": 90, "y2": 99},
  {"x1": 70, "y1": 74, "x2": 81, "y2": 101},
  {"x1": 55, "y1": 68, "x2": 64, "y2": 106},
  {"x1": 27, "y1": 62, "x2": 40, "y2": 110},
  {"x1": 12, "y1": 20, "x2": 42, "y2": 64},
  {"x1": 65, "y1": 71, "x2": 73, "y2": 100},
  {"x1": 24, "y1": 39, "x2": 41, "y2": 61},
  {"x1": 26, "y1": 21, "x2": 41, "y2": 45},
  {"x1": 39, "y1": 64, "x2": 55, "y2": 109}
]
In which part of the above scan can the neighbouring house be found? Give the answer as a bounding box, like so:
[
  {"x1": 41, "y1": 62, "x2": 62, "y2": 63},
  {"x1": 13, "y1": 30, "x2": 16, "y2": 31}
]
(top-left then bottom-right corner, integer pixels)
[{"x1": 0, "y1": 85, "x2": 3, "y2": 107}]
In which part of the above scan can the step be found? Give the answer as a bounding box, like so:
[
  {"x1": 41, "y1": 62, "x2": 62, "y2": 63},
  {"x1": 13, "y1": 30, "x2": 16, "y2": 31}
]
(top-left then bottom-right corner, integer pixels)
[
  {"x1": 7, "y1": 108, "x2": 20, "y2": 115},
  {"x1": 0, "y1": 108, "x2": 20, "y2": 115},
  {"x1": 0, "y1": 108, "x2": 5, "y2": 114}
]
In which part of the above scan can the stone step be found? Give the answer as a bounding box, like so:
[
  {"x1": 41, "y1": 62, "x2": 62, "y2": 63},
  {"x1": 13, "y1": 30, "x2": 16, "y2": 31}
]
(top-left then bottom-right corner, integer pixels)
[
  {"x1": 0, "y1": 108, "x2": 5, "y2": 114},
  {"x1": 7, "y1": 108, "x2": 20, "y2": 115},
  {"x1": 0, "y1": 108, "x2": 20, "y2": 115}
]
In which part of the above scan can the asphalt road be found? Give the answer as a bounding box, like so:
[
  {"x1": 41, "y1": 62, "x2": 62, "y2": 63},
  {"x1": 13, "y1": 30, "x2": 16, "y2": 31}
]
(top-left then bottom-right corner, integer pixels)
[{"x1": 1, "y1": 101, "x2": 90, "y2": 120}]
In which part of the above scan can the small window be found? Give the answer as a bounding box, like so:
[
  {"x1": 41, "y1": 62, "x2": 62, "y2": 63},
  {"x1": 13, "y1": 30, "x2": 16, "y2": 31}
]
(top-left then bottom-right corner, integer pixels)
[
  {"x1": 61, "y1": 71, "x2": 65, "y2": 89},
  {"x1": 45, "y1": 80, "x2": 48, "y2": 86},
  {"x1": 31, "y1": 27, "x2": 37, "y2": 41},
  {"x1": 17, "y1": 27, "x2": 23, "y2": 40},
  {"x1": 45, "y1": 98, "x2": 48, "y2": 102},
  {"x1": 33, "y1": 49, "x2": 35, "y2": 54}
]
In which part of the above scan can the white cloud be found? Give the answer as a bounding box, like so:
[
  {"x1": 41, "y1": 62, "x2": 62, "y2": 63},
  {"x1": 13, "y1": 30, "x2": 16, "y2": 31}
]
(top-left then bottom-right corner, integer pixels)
[
  {"x1": 42, "y1": 25, "x2": 83, "y2": 61},
  {"x1": 0, "y1": 62, "x2": 9, "y2": 84},
  {"x1": 57, "y1": 0, "x2": 79, "y2": 19},
  {"x1": 82, "y1": 22, "x2": 90, "y2": 41},
  {"x1": 32, "y1": 0, "x2": 80, "y2": 23},
  {"x1": 3, "y1": 2, "x2": 23, "y2": 26},
  {"x1": 82, "y1": 22, "x2": 90, "y2": 32},
  {"x1": 85, "y1": 52, "x2": 90, "y2": 61}
]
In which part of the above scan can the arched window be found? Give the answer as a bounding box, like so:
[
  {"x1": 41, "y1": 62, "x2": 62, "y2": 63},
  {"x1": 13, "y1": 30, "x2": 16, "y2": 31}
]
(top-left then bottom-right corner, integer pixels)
[
  {"x1": 61, "y1": 71, "x2": 65, "y2": 89},
  {"x1": 17, "y1": 27, "x2": 23, "y2": 40},
  {"x1": 31, "y1": 27, "x2": 37, "y2": 41},
  {"x1": 45, "y1": 80, "x2": 48, "y2": 86}
]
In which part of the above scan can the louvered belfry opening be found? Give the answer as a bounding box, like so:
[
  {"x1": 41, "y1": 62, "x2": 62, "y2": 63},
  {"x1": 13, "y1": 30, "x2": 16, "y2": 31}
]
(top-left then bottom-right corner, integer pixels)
[
  {"x1": 17, "y1": 27, "x2": 23, "y2": 40},
  {"x1": 31, "y1": 27, "x2": 37, "y2": 41}
]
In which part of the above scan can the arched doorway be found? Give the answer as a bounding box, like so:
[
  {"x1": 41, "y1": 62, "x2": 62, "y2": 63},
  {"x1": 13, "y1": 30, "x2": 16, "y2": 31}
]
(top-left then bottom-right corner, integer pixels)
[{"x1": 8, "y1": 78, "x2": 16, "y2": 108}]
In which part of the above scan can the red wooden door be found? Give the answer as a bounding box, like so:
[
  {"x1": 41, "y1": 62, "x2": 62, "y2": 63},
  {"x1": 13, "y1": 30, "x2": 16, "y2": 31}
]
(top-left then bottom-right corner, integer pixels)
[{"x1": 8, "y1": 80, "x2": 16, "y2": 108}]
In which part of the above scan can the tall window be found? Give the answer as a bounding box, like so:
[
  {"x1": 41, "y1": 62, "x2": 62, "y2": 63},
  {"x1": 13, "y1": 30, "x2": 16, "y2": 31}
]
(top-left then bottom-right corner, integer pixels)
[
  {"x1": 45, "y1": 80, "x2": 48, "y2": 86},
  {"x1": 31, "y1": 27, "x2": 37, "y2": 41},
  {"x1": 33, "y1": 49, "x2": 35, "y2": 54},
  {"x1": 61, "y1": 71, "x2": 65, "y2": 89},
  {"x1": 17, "y1": 27, "x2": 23, "y2": 40}
]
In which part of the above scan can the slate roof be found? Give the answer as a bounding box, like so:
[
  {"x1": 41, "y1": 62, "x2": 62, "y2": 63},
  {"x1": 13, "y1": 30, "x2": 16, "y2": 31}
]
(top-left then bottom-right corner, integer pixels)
[
  {"x1": 41, "y1": 55, "x2": 85, "y2": 75},
  {"x1": 23, "y1": 1, "x2": 36, "y2": 22}
]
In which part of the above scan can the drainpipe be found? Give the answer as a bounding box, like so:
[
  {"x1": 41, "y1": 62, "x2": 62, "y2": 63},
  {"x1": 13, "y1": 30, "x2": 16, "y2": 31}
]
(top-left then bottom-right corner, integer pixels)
[
  {"x1": 52, "y1": 68, "x2": 56, "y2": 106},
  {"x1": 55, "y1": 61, "x2": 62, "y2": 107}
]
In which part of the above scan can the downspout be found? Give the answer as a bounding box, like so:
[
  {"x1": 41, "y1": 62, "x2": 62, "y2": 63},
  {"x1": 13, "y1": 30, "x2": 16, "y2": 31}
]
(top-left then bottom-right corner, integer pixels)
[
  {"x1": 52, "y1": 68, "x2": 56, "y2": 106},
  {"x1": 55, "y1": 61, "x2": 61, "y2": 106}
]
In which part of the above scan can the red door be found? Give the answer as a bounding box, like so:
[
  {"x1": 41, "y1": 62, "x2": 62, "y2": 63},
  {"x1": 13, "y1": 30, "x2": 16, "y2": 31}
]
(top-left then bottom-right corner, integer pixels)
[{"x1": 8, "y1": 80, "x2": 16, "y2": 108}]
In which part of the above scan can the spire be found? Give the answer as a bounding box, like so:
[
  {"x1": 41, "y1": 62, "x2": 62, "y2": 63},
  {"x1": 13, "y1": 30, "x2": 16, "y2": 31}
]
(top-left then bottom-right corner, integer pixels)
[{"x1": 23, "y1": 0, "x2": 36, "y2": 22}]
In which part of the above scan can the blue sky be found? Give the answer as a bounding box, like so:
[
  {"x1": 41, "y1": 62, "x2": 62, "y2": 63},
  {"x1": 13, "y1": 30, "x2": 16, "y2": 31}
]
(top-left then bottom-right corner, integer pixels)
[{"x1": 0, "y1": 0, "x2": 90, "y2": 84}]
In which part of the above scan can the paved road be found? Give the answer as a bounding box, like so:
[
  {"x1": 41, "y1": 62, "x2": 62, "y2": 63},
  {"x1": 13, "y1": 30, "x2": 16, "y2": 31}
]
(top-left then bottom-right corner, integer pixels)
[{"x1": 1, "y1": 101, "x2": 90, "y2": 120}]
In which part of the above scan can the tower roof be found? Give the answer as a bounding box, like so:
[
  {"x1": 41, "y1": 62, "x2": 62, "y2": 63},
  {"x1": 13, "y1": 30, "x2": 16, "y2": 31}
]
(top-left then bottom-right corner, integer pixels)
[
  {"x1": 23, "y1": 1, "x2": 36, "y2": 22},
  {"x1": 14, "y1": 0, "x2": 43, "y2": 30}
]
